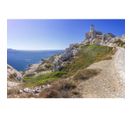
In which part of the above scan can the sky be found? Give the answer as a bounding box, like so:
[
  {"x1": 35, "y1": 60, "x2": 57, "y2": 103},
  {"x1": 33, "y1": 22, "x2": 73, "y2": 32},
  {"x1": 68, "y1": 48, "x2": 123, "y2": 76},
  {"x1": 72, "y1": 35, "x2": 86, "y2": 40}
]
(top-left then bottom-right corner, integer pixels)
[{"x1": 7, "y1": 19, "x2": 125, "y2": 50}]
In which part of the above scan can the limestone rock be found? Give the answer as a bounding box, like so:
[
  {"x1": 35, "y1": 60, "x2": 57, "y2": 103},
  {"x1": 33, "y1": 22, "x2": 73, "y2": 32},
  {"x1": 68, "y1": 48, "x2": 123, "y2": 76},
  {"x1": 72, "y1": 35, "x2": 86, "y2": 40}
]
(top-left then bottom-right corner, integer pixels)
[
  {"x1": 23, "y1": 64, "x2": 39, "y2": 77},
  {"x1": 23, "y1": 88, "x2": 32, "y2": 93},
  {"x1": 7, "y1": 64, "x2": 22, "y2": 81},
  {"x1": 52, "y1": 43, "x2": 79, "y2": 71}
]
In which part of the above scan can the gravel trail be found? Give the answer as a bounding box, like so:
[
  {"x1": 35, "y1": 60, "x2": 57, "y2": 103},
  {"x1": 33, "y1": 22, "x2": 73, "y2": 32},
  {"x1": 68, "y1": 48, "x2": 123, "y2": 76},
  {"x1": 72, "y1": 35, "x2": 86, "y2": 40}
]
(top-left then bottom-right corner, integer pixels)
[{"x1": 78, "y1": 47, "x2": 125, "y2": 98}]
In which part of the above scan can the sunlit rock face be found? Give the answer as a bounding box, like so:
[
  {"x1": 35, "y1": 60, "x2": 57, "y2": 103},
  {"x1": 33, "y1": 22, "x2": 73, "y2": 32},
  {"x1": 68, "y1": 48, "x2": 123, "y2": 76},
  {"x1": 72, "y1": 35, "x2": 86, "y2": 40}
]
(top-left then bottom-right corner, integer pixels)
[{"x1": 7, "y1": 64, "x2": 23, "y2": 81}]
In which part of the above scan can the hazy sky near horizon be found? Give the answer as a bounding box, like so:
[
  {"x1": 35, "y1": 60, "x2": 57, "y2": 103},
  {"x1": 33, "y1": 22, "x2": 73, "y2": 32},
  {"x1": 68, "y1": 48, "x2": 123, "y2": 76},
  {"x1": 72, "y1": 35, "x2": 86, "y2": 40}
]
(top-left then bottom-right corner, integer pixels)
[{"x1": 7, "y1": 19, "x2": 125, "y2": 50}]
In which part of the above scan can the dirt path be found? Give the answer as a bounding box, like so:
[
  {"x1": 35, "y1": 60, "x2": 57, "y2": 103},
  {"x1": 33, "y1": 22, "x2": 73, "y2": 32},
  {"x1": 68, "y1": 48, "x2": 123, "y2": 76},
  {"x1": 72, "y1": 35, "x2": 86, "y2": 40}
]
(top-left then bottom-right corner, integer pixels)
[{"x1": 78, "y1": 47, "x2": 125, "y2": 98}]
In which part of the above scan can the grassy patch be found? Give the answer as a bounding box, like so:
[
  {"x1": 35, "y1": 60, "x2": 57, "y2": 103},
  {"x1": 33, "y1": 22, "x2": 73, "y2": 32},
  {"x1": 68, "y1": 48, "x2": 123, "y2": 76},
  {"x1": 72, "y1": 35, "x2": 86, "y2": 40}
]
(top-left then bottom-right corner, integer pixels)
[
  {"x1": 23, "y1": 71, "x2": 66, "y2": 87},
  {"x1": 62, "y1": 44, "x2": 115, "y2": 76}
]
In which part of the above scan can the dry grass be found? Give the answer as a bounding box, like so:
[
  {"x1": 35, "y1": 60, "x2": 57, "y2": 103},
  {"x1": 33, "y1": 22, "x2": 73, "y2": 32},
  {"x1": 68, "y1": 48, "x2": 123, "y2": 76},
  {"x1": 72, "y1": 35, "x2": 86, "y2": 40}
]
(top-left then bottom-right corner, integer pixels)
[
  {"x1": 73, "y1": 69, "x2": 101, "y2": 80},
  {"x1": 7, "y1": 88, "x2": 20, "y2": 98},
  {"x1": 38, "y1": 79, "x2": 79, "y2": 98},
  {"x1": 114, "y1": 39, "x2": 125, "y2": 47}
]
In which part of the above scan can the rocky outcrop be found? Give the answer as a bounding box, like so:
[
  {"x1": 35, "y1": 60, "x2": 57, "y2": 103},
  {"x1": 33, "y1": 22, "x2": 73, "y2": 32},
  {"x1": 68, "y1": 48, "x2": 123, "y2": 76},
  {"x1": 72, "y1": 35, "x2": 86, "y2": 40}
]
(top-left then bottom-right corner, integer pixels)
[
  {"x1": 52, "y1": 43, "x2": 79, "y2": 71},
  {"x1": 7, "y1": 65, "x2": 23, "y2": 91},
  {"x1": 23, "y1": 64, "x2": 40, "y2": 77},
  {"x1": 7, "y1": 64, "x2": 22, "y2": 81},
  {"x1": 19, "y1": 84, "x2": 51, "y2": 95}
]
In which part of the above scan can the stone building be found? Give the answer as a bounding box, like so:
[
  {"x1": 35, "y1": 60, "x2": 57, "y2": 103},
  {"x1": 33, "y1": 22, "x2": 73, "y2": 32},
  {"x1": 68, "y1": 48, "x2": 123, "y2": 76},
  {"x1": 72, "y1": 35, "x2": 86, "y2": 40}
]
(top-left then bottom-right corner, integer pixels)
[{"x1": 85, "y1": 24, "x2": 103, "y2": 41}]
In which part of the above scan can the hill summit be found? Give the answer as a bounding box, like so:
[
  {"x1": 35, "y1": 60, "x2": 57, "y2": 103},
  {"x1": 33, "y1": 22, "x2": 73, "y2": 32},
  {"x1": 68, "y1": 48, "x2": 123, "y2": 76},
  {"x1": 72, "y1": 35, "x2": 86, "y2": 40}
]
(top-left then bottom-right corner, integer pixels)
[{"x1": 82, "y1": 24, "x2": 124, "y2": 47}]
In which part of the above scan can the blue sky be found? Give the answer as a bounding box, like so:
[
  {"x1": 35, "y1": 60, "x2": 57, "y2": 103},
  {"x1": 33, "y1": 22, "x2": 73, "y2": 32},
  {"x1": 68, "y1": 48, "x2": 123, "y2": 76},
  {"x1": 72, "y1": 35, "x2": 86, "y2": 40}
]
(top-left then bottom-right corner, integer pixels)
[{"x1": 7, "y1": 19, "x2": 125, "y2": 50}]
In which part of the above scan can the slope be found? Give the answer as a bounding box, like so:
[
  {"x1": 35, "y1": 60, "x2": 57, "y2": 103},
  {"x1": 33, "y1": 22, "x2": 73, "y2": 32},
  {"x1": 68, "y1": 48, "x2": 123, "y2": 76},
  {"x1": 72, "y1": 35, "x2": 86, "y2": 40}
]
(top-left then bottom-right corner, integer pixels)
[{"x1": 77, "y1": 47, "x2": 125, "y2": 98}]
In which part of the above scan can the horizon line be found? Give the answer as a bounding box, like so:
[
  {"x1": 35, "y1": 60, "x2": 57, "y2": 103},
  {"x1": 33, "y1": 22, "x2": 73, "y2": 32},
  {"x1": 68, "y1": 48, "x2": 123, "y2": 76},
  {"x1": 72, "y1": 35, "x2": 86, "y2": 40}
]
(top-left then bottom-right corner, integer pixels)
[{"x1": 7, "y1": 48, "x2": 65, "y2": 51}]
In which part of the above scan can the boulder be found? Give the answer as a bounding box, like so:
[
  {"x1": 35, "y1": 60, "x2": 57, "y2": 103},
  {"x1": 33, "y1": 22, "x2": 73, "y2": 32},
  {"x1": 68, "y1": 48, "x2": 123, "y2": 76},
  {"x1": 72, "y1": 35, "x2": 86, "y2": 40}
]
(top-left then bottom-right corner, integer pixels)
[
  {"x1": 34, "y1": 87, "x2": 42, "y2": 93},
  {"x1": 19, "y1": 89, "x2": 23, "y2": 93},
  {"x1": 23, "y1": 88, "x2": 32, "y2": 93}
]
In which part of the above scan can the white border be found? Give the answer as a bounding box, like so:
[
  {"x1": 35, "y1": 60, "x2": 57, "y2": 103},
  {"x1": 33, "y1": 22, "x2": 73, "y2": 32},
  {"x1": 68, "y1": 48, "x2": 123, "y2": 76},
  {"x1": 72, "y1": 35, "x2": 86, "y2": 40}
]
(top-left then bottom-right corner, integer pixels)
[{"x1": 0, "y1": 0, "x2": 132, "y2": 118}]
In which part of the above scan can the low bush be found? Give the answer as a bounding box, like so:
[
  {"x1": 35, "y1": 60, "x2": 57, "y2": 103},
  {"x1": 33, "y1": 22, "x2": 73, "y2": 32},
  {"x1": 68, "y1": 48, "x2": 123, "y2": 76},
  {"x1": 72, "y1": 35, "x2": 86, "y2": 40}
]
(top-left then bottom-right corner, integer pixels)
[
  {"x1": 39, "y1": 89, "x2": 62, "y2": 98},
  {"x1": 39, "y1": 80, "x2": 77, "y2": 98},
  {"x1": 114, "y1": 39, "x2": 125, "y2": 47},
  {"x1": 73, "y1": 69, "x2": 101, "y2": 80}
]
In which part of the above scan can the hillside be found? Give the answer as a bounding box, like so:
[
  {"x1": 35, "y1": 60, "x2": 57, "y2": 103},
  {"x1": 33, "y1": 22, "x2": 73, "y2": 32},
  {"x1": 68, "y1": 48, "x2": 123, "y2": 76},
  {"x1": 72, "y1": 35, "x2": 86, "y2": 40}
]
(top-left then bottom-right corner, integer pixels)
[
  {"x1": 7, "y1": 25, "x2": 125, "y2": 98},
  {"x1": 77, "y1": 47, "x2": 124, "y2": 97}
]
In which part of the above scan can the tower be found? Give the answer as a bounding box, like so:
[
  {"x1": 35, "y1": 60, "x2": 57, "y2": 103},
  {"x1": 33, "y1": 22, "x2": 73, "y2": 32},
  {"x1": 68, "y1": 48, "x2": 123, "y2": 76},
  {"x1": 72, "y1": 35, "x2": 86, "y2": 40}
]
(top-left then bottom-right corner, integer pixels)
[
  {"x1": 90, "y1": 24, "x2": 95, "y2": 32},
  {"x1": 89, "y1": 24, "x2": 96, "y2": 39}
]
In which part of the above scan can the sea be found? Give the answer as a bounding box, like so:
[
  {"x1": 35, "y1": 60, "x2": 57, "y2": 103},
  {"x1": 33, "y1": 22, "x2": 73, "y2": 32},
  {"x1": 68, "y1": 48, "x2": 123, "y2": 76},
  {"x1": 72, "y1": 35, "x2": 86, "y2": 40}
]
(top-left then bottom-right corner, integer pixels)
[{"x1": 7, "y1": 49, "x2": 64, "y2": 71}]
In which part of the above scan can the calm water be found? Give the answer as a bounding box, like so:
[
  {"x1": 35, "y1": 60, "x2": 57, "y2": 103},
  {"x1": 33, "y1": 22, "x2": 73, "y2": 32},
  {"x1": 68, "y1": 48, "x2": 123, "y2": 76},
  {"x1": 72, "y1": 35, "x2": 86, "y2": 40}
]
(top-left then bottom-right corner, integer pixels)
[{"x1": 7, "y1": 49, "x2": 63, "y2": 71}]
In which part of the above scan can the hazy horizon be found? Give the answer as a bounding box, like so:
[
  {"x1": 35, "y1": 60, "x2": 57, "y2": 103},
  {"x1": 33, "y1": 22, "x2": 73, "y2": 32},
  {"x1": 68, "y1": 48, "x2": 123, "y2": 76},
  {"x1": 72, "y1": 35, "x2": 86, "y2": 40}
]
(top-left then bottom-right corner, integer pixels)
[
  {"x1": 7, "y1": 19, "x2": 125, "y2": 50},
  {"x1": 7, "y1": 48, "x2": 64, "y2": 51}
]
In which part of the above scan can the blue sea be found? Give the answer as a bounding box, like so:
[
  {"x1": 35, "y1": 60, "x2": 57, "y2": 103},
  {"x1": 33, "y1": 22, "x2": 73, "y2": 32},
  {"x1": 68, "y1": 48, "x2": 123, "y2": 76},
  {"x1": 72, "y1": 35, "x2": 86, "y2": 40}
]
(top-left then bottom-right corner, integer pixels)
[{"x1": 7, "y1": 49, "x2": 64, "y2": 71}]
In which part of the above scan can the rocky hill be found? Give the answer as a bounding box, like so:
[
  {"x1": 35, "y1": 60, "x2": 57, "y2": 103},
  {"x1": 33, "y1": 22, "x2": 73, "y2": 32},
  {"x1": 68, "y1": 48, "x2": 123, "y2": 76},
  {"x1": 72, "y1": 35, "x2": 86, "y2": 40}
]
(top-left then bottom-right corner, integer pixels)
[{"x1": 7, "y1": 25, "x2": 125, "y2": 98}]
